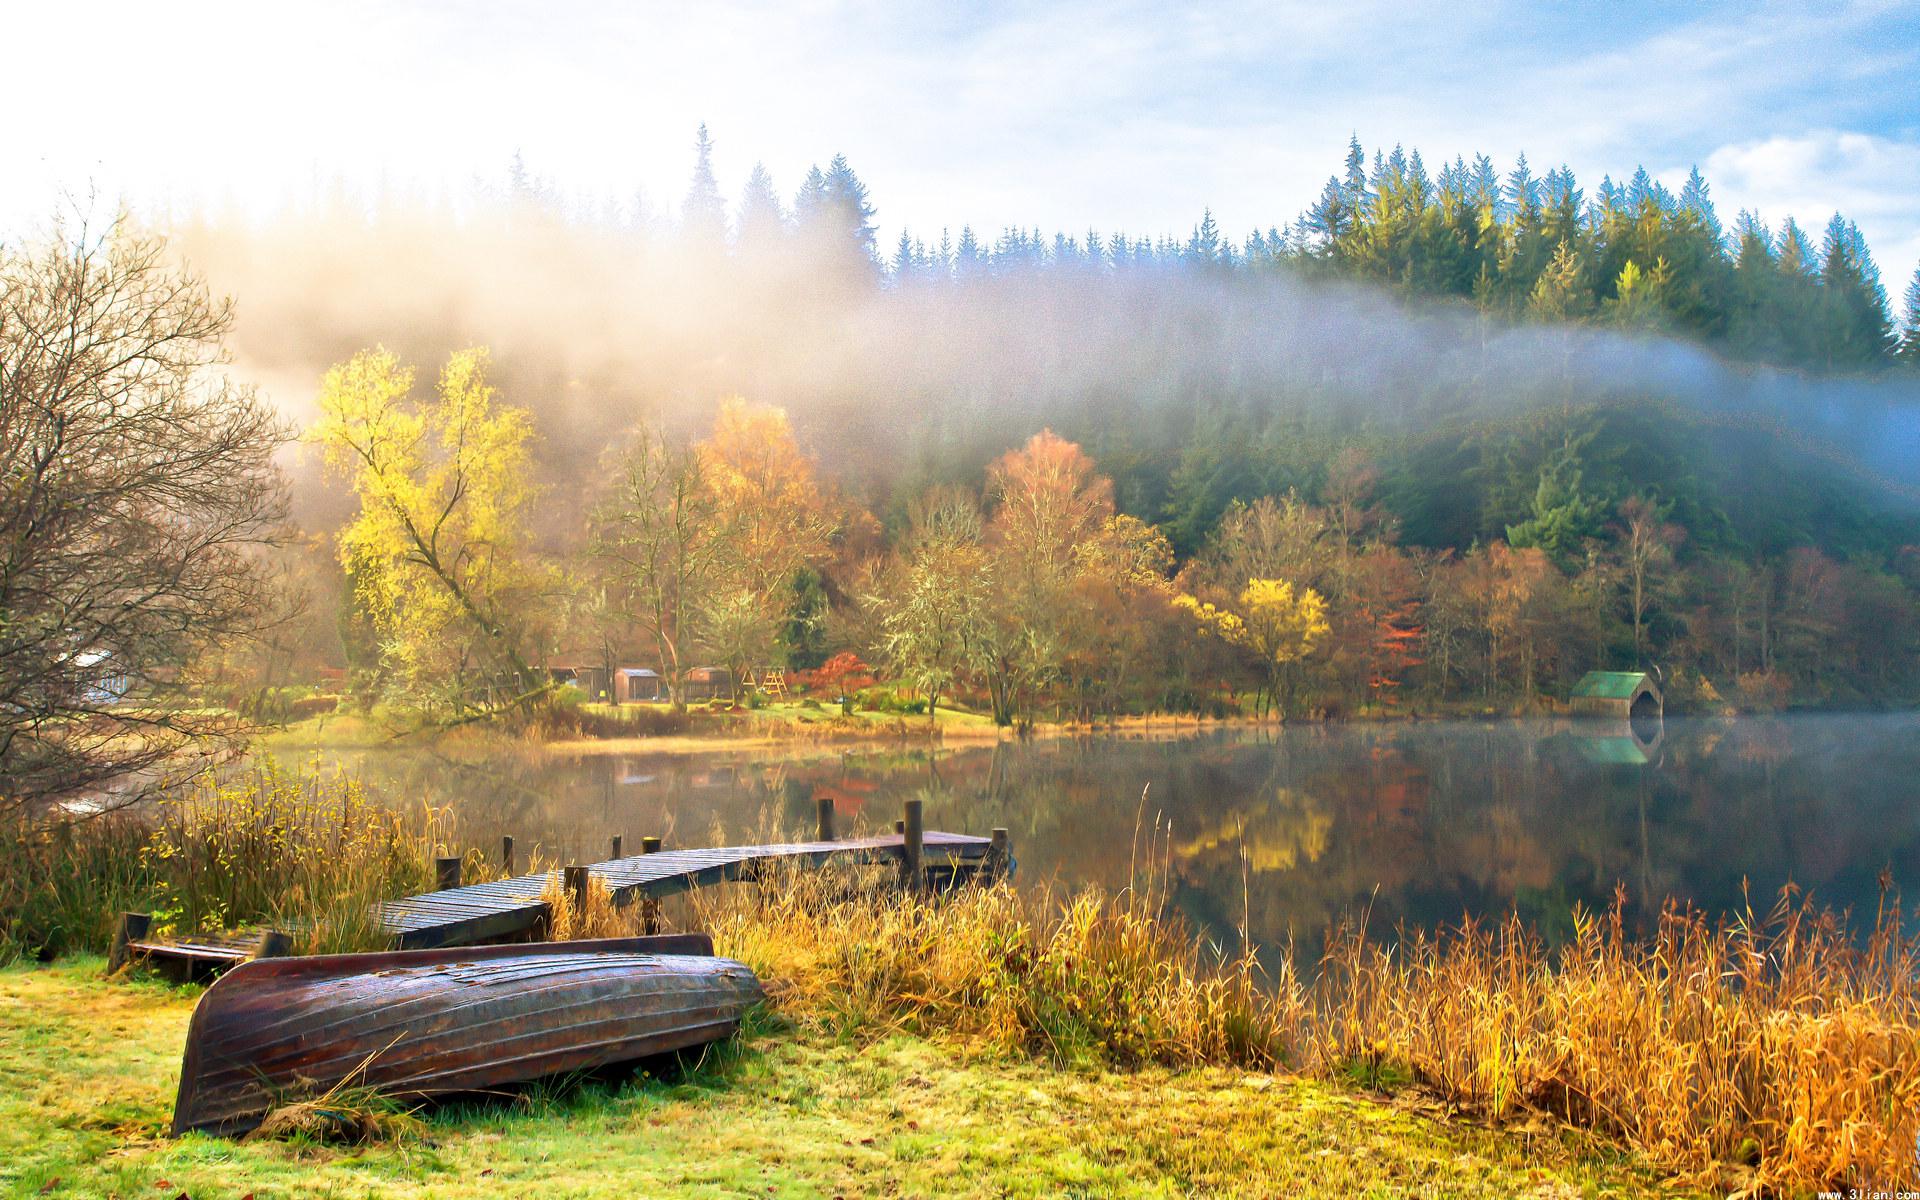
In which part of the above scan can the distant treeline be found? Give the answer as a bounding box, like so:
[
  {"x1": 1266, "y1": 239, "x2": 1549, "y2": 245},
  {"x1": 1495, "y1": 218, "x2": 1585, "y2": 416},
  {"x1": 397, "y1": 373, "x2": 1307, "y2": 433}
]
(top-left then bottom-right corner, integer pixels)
[{"x1": 878, "y1": 139, "x2": 1918, "y2": 377}]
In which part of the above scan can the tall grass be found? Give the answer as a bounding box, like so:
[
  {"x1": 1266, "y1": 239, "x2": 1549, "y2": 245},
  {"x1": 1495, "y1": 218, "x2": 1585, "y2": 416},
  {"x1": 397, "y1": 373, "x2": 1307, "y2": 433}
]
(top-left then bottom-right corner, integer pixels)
[
  {"x1": 0, "y1": 760, "x2": 454, "y2": 959},
  {"x1": 684, "y1": 856, "x2": 1917, "y2": 1196},
  {"x1": 1314, "y1": 885, "x2": 1920, "y2": 1195}
]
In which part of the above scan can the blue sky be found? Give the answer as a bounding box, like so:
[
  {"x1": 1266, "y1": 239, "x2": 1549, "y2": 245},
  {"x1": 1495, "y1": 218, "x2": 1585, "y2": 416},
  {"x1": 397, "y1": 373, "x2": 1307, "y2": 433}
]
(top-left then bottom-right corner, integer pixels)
[{"x1": 12, "y1": 0, "x2": 1920, "y2": 284}]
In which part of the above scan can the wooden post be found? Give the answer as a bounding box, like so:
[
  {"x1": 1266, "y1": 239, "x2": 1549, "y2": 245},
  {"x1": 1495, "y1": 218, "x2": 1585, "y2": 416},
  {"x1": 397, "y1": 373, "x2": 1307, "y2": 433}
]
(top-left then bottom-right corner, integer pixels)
[
  {"x1": 987, "y1": 827, "x2": 1011, "y2": 884},
  {"x1": 564, "y1": 865, "x2": 589, "y2": 912},
  {"x1": 107, "y1": 912, "x2": 151, "y2": 974},
  {"x1": 435, "y1": 856, "x2": 462, "y2": 891},
  {"x1": 252, "y1": 929, "x2": 294, "y2": 959},
  {"x1": 816, "y1": 795, "x2": 835, "y2": 841},
  {"x1": 901, "y1": 799, "x2": 924, "y2": 893},
  {"x1": 894, "y1": 818, "x2": 905, "y2": 834},
  {"x1": 640, "y1": 836, "x2": 662, "y2": 934},
  {"x1": 610, "y1": 835, "x2": 623, "y2": 860},
  {"x1": 501, "y1": 835, "x2": 516, "y2": 876}
]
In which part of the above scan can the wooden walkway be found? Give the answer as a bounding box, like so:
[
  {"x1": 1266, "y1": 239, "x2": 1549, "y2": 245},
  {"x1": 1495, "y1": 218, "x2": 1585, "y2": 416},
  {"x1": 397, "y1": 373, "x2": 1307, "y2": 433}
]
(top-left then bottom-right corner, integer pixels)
[
  {"x1": 124, "y1": 828, "x2": 1003, "y2": 969},
  {"x1": 382, "y1": 830, "x2": 997, "y2": 949}
]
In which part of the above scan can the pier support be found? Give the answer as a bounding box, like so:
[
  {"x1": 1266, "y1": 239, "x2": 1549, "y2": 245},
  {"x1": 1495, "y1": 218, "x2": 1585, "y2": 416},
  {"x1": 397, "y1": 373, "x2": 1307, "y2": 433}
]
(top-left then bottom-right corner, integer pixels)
[
  {"x1": 107, "y1": 912, "x2": 151, "y2": 973},
  {"x1": 501, "y1": 835, "x2": 515, "y2": 876},
  {"x1": 816, "y1": 796, "x2": 835, "y2": 841},
  {"x1": 986, "y1": 827, "x2": 1011, "y2": 884},
  {"x1": 435, "y1": 856, "x2": 463, "y2": 891},
  {"x1": 901, "y1": 799, "x2": 924, "y2": 893},
  {"x1": 641, "y1": 837, "x2": 662, "y2": 933}
]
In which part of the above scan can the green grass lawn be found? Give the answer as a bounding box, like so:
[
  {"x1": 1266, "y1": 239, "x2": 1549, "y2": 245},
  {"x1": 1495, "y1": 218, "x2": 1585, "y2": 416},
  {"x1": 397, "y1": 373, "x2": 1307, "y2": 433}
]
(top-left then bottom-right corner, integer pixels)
[{"x1": 2, "y1": 957, "x2": 1683, "y2": 1199}]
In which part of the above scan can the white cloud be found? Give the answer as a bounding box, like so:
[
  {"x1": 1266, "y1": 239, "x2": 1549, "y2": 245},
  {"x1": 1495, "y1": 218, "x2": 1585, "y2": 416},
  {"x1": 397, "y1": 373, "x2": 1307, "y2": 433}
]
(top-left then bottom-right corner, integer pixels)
[
  {"x1": 3, "y1": 0, "x2": 1915, "y2": 288},
  {"x1": 1705, "y1": 131, "x2": 1920, "y2": 282}
]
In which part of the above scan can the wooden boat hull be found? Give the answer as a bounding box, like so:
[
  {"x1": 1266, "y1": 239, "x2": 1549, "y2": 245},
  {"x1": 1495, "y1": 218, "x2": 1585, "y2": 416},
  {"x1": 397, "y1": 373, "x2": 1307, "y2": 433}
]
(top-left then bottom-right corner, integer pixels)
[{"x1": 171, "y1": 934, "x2": 762, "y2": 1136}]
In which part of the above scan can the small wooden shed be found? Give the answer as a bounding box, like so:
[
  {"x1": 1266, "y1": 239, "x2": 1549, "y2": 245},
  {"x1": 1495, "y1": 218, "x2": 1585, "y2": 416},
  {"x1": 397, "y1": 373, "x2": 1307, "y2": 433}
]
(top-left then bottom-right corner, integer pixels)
[
  {"x1": 618, "y1": 668, "x2": 664, "y2": 702},
  {"x1": 682, "y1": 667, "x2": 736, "y2": 703},
  {"x1": 1570, "y1": 670, "x2": 1661, "y2": 720}
]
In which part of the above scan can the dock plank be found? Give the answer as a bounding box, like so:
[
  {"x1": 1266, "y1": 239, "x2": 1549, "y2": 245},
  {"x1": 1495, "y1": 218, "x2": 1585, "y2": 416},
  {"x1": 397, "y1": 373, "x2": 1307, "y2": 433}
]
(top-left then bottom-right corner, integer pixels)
[{"x1": 129, "y1": 830, "x2": 1000, "y2": 963}]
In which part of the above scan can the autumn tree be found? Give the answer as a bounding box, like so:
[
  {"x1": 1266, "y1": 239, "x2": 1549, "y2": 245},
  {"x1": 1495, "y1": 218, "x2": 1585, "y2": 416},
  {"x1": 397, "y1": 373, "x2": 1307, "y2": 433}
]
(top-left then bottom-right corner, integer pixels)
[
  {"x1": 1062, "y1": 513, "x2": 1179, "y2": 718},
  {"x1": 982, "y1": 430, "x2": 1115, "y2": 725},
  {"x1": 314, "y1": 347, "x2": 549, "y2": 712},
  {"x1": 1462, "y1": 542, "x2": 1556, "y2": 699},
  {"x1": 875, "y1": 487, "x2": 991, "y2": 720},
  {"x1": 694, "y1": 400, "x2": 835, "y2": 683},
  {"x1": 1178, "y1": 579, "x2": 1329, "y2": 716},
  {"x1": 0, "y1": 217, "x2": 287, "y2": 813},
  {"x1": 589, "y1": 422, "x2": 717, "y2": 707}
]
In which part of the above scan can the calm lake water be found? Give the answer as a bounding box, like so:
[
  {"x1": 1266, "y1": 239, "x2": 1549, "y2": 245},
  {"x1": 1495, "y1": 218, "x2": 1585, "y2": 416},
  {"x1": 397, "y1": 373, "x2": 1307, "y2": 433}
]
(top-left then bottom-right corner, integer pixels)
[{"x1": 279, "y1": 713, "x2": 1920, "y2": 960}]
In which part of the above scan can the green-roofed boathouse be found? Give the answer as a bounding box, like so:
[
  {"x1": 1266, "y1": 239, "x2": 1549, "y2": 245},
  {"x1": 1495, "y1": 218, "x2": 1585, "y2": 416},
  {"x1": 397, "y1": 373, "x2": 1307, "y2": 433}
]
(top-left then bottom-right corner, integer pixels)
[{"x1": 1570, "y1": 670, "x2": 1661, "y2": 720}]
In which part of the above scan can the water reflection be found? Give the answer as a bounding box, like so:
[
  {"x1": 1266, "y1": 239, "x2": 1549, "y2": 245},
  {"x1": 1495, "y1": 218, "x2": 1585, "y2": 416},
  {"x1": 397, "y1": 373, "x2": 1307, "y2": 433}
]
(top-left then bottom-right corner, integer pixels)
[{"x1": 273, "y1": 713, "x2": 1920, "y2": 961}]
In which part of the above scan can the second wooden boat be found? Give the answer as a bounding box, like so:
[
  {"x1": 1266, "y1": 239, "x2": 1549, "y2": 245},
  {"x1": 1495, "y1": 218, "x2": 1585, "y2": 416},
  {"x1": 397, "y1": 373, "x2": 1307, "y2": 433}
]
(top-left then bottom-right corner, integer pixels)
[{"x1": 171, "y1": 934, "x2": 762, "y2": 1136}]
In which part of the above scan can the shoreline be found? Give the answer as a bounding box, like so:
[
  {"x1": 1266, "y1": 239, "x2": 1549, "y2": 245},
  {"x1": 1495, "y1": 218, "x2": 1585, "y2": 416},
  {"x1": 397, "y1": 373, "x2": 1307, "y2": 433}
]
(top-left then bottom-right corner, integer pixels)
[{"x1": 257, "y1": 700, "x2": 1887, "y2": 763}]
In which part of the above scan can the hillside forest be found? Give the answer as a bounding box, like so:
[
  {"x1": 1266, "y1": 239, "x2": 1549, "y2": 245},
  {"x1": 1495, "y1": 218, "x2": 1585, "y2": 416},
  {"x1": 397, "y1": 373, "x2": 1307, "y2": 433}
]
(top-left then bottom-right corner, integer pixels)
[{"x1": 121, "y1": 132, "x2": 1920, "y2": 721}]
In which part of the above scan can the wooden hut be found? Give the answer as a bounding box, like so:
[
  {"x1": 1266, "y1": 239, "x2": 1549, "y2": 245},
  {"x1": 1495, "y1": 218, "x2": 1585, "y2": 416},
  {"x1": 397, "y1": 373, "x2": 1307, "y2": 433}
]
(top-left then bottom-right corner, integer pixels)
[
  {"x1": 682, "y1": 666, "x2": 735, "y2": 703},
  {"x1": 617, "y1": 668, "x2": 664, "y2": 702},
  {"x1": 1569, "y1": 670, "x2": 1661, "y2": 720}
]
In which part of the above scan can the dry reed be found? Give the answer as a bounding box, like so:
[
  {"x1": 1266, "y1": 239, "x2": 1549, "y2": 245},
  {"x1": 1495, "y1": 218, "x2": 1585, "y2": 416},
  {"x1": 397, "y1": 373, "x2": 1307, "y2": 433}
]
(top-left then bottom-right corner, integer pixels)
[
  {"x1": 1, "y1": 759, "x2": 456, "y2": 958},
  {"x1": 693, "y1": 857, "x2": 1918, "y2": 1196}
]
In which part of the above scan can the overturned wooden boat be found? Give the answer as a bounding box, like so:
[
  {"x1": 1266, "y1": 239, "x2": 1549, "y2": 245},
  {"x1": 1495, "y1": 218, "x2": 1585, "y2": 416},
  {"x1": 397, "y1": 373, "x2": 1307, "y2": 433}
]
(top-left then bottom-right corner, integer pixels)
[{"x1": 171, "y1": 934, "x2": 762, "y2": 1136}]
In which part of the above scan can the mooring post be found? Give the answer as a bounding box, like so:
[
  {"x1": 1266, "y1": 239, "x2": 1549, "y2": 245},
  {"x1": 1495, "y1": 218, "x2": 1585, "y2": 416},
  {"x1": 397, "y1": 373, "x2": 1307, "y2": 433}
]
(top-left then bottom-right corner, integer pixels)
[
  {"x1": 252, "y1": 929, "x2": 294, "y2": 959},
  {"x1": 564, "y1": 864, "x2": 589, "y2": 913},
  {"x1": 611, "y1": 834, "x2": 623, "y2": 860},
  {"x1": 640, "y1": 836, "x2": 663, "y2": 933},
  {"x1": 901, "y1": 799, "x2": 924, "y2": 893},
  {"x1": 816, "y1": 795, "x2": 835, "y2": 841},
  {"x1": 987, "y1": 827, "x2": 1011, "y2": 884},
  {"x1": 435, "y1": 855, "x2": 462, "y2": 891},
  {"x1": 501, "y1": 835, "x2": 516, "y2": 876},
  {"x1": 894, "y1": 818, "x2": 906, "y2": 834},
  {"x1": 107, "y1": 912, "x2": 151, "y2": 973}
]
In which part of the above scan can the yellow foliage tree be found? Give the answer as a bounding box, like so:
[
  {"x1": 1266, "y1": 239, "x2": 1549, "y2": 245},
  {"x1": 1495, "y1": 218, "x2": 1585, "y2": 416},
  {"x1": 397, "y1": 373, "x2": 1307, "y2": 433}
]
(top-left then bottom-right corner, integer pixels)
[
  {"x1": 1176, "y1": 577, "x2": 1329, "y2": 716},
  {"x1": 313, "y1": 346, "x2": 549, "y2": 710}
]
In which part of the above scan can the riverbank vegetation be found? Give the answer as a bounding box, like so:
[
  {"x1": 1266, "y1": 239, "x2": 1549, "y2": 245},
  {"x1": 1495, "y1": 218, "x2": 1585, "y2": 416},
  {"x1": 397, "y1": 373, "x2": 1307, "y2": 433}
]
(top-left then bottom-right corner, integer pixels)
[
  {"x1": 5, "y1": 767, "x2": 1913, "y2": 1195},
  {"x1": 0, "y1": 763, "x2": 448, "y2": 961},
  {"x1": 695, "y1": 861, "x2": 1919, "y2": 1196}
]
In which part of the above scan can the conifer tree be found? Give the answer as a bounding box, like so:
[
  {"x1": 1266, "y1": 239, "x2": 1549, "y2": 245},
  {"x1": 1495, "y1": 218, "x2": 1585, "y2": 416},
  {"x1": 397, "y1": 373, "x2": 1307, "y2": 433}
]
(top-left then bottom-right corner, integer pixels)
[
  {"x1": 1898, "y1": 266, "x2": 1920, "y2": 367},
  {"x1": 1817, "y1": 214, "x2": 1894, "y2": 368},
  {"x1": 819, "y1": 153, "x2": 878, "y2": 266},
  {"x1": 681, "y1": 124, "x2": 727, "y2": 250},
  {"x1": 736, "y1": 161, "x2": 785, "y2": 253}
]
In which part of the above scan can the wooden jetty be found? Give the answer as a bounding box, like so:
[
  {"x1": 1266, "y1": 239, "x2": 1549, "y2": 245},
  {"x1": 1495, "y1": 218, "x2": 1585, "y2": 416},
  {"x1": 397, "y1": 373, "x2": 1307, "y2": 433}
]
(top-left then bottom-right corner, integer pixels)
[{"x1": 119, "y1": 803, "x2": 1011, "y2": 973}]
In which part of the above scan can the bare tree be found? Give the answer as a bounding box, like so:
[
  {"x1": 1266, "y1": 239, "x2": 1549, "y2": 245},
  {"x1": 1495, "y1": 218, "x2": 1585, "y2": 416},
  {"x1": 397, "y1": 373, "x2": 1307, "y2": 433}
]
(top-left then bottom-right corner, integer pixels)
[
  {"x1": 1615, "y1": 495, "x2": 1685, "y2": 666},
  {"x1": 0, "y1": 215, "x2": 288, "y2": 816}
]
